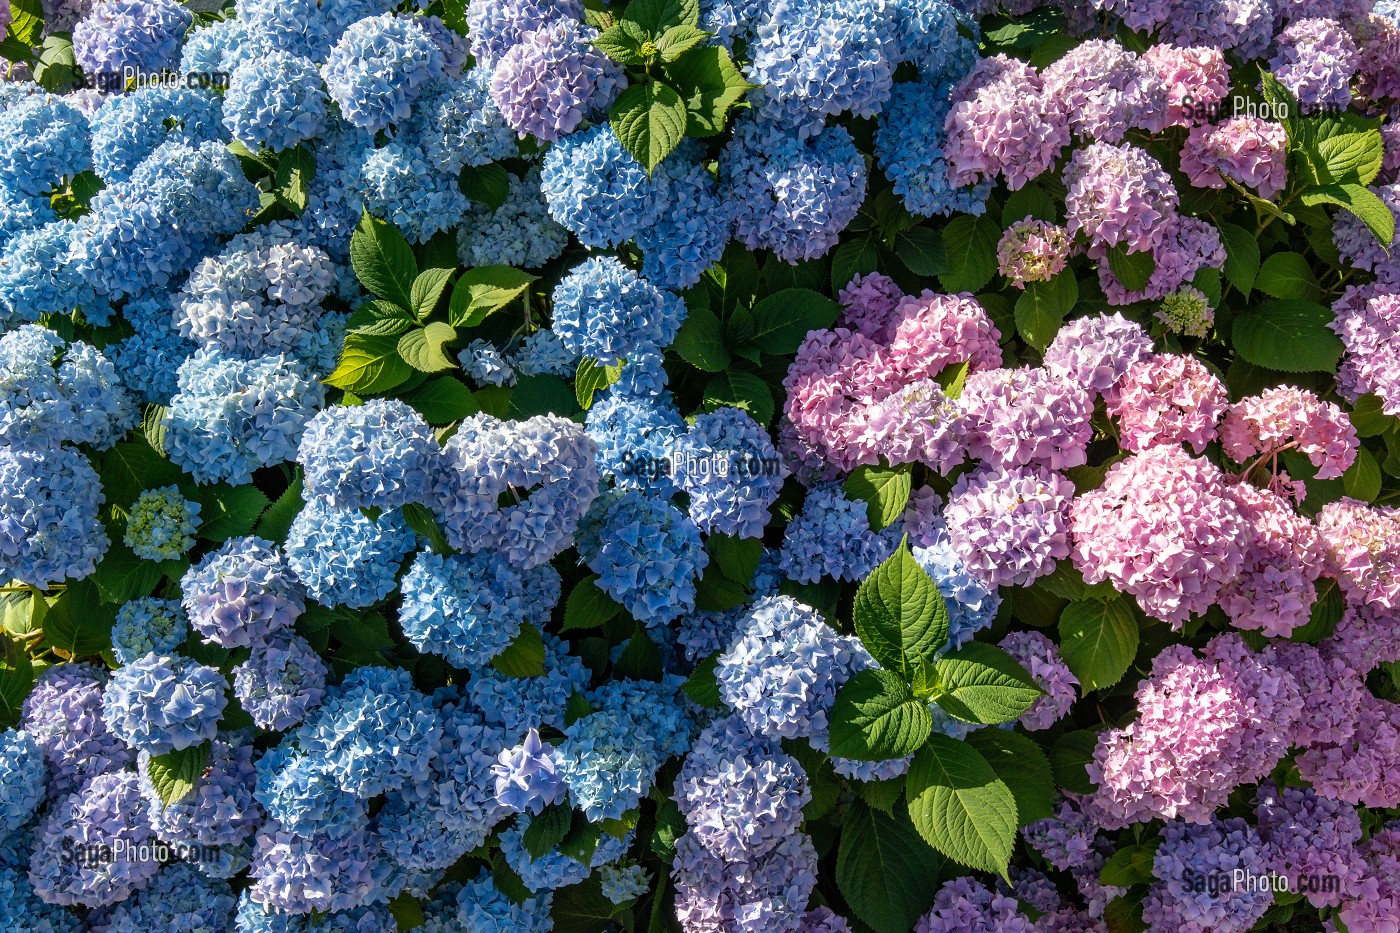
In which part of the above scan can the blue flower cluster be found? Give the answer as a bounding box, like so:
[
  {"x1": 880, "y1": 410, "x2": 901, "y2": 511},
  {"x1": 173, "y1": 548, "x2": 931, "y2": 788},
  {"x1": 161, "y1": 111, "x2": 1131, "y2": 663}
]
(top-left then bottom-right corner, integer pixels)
[
  {"x1": 182, "y1": 536, "x2": 305, "y2": 648},
  {"x1": 456, "y1": 167, "x2": 571, "y2": 269},
  {"x1": 399, "y1": 549, "x2": 543, "y2": 668},
  {"x1": 321, "y1": 14, "x2": 444, "y2": 133},
  {"x1": 224, "y1": 52, "x2": 330, "y2": 153},
  {"x1": 551, "y1": 256, "x2": 687, "y2": 367},
  {"x1": 0, "y1": 728, "x2": 45, "y2": 836},
  {"x1": 876, "y1": 80, "x2": 992, "y2": 218},
  {"x1": 779, "y1": 483, "x2": 901, "y2": 583},
  {"x1": 673, "y1": 407, "x2": 788, "y2": 538},
  {"x1": 297, "y1": 399, "x2": 442, "y2": 511},
  {"x1": 284, "y1": 502, "x2": 416, "y2": 608},
  {"x1": 110, "y1": 598, "x2": 188, "y2": 665},
  {"x1": 100, "y1": 653, "x2": 228, "y2": 755}
]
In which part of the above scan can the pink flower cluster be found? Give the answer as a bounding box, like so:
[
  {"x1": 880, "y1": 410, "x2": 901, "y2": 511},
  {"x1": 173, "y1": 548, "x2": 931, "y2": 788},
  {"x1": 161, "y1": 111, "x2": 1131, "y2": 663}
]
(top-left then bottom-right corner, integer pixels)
[
  {"x1": 1087, "y1": 635, "x2": 1301, "y2": 827},
  {"x1": 943, "y1": 465, "x2": 1075, "y2": 588},
  {"x1": 943, "y1": 54, "x2": 1070, "y2": 190},
  {"x1": 1104, "y1": 354, "x2": 1228, "y2": 454},
  {"x1": 1180, "y1": 116, "x2": 1288, "y2": 199},
  {"x1": 959, "y1": 368, "x2": 1093, "y2": 471},
  {"x1": 1042, "y1": 312, "x2": 1155, "y2": 397},
  {"x1": 1332, "y1": 287, "x2": 1400, "y2": 415},
  {"x1": 996, "y1": 217, "x2": 1071, "y2": 287},
  {"x1": 1221, "y1": 386, "x2": 1359, "y2": 479},
  {"x1": 1334, "y1": 824, "x2": 1400, "y2": 933},
  {"x1": 1093, "y1": 213, "x2": 1225, "y2": 303},
  {"x1": 1064, "y1": 142, "x2": 1179, "y2": 253},
  {"x1": 1217, "y1": 483, "x2": 1326, "y2": 636},
  {"x1": 1041, "y1": 39, "x2": 1166, "y2": 142},
  {"x1": 1141, "y1": 45, "x2": 1230, "y2": 127},
  {"x1": 1316, "y1": 498, "x2": 1400, "y2": 610},
  {"x1": 1297, "y1": 693, "x2": 1400, "y2": 808}
]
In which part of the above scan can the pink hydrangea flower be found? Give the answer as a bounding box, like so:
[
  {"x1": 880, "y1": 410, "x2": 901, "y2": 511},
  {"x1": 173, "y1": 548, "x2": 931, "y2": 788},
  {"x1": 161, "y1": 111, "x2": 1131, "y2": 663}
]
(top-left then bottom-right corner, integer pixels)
[
  {"x1": 1063, "y1": 141, "x2": 1179, "y2": 253},
  {"x1": 1087, "y1": 635, "x2": 1301, "y2": 827},
  {"x1": 944, "y1": 54, "x2": 1070, "y2": 191},
  {"x1": 1271, "y1": 17, "x2": 1359, "y2": 112},
  {"x1": 1220, "y1": 386, "x2": 1359, "y2": 480},
  {"x1": 782, "y1": 327, "x2": 903, "y2": 476},
  {"x1": 1334, "y1": 824, "x2": 1400, "y2": 933},
  {"x1": 836, "y1": 272, "x2": 905, "y2": 340},
  {"x1": 1180, "y1": 116, "x2": 1288, "y2": 199},
  {"x1": 1331, "y1": 287, "x2": 1400, "y2": 415},
  {"x1": 1217, "y1": 483, "x2": 1326, "y2": 637},
  {"x1": 999, "y1": 631, "x2": 1078, "y2": 730},
  {"x1": 1071, "y1": 445, "x2": 1246, "y2": 625},
  {"x1": 857, "y1": 379, "x2": 967, "y2": 473},
  {"x1": 1092, "y1": 213, "x2": 1225, "y2": 304},
  {"x1": 1104, "y1": 354, "x2": 1228, "y2": 454},
  {"x1": 885, "y1": 291, "x2": 1004, "y2": 382},
  {"x1": 1316, "y1": 498, "x2": 1400, "y2": 611},
  {"x1": 958, "y1": 368, "x2": 1093, "y2": 471},
  {"x1": 943, "y1": 464, "x2": 1074, "y2": 588},
  {"x1": 996, "y1": 216, "x2": 1072, "y2": 287},
  {"x1": 901, "y1": 486, "x2": 944, "y2": 548},
  {"x1": 1042, "y1": 312, "x2": 1155, "y2": 397},
  {"x1": 1141, "y1": 45, "x2": 1230, "y2": 127},
  {"x1": 1328, "y1": 599, "x2": 1400, "y2": 676},
  {"x1": 1296, "y1": 693, "x2": 1400, "y2": 808},
  {"x1": 1381, "y1": 118, "x2": 1400, "y2": 184},
  {"x1": 1041, "y1": 39, "x2": 1167, "y2": 140},
  {"x1": 1264, "y1": 641, "x2": 1369, "y2": 750}
]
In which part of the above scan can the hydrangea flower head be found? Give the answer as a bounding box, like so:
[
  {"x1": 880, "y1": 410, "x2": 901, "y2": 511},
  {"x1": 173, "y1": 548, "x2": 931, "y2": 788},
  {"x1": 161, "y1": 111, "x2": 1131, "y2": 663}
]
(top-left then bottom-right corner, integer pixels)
[
  {"x1": 353, "y1": 141, "x2": 471, "y2": 243},
  {"x1": 997, "y1": 217, "x2": 1071, "y2": 287},
  {"x1": 123, "y1": 485, "x2": 200, "y2": 561},
  {"x1": 321, "y1": 13, "x2": 445, "y2": 132},
  {"x1": 551, "y1": 257, "x2": 686, "y2": 368},
  {"x1": 1143, "y1": 817, "x2": 1274, "y2": 933},
  {"x1": 402, "y1": 70, "x2": 517, "y2": 174},
  {"x1": 233, "y1": 633, "x2": 328, "y2": 732},
  {"x1": 0, "y1": 94, "x2": 92, "y2": 194},
  {"x1": 72, "y1": 0, "x2": 191, "y2": 76},
  {"x1": 1042, "y1": 39, "x2": 1166, "y2": 140},
  {"x1": 456, "y1": 167, "x2": 570, "y2": 269},
  {"x1": 959, "y1": 368, "x2": 1094, "y2": 471},
  {"x1": 1332, "y1": 288, "x2": 1400, "y2": 413},
  {"x1": 0, "y1": 729, "x2": 44, "y2": 836},
  {"x1": 400, "y1": 549, "x2": 552, "y2": 667},
  {"x1": 182, "y1": 536, "x2": 305, "y2": 648},
  {"x1": 224, "y1": 52, "x2": 329, "y2": 152},
  {"x1": 489, "y1": 18, "x2": 624, "y2": 142},
  {"x1": 0, "y1": 324, "x2": 137, "y2": 450},
  {"x1": 672, "y1": 407, "x2": 787, "y2": 538},
  {"x1": 1157, "y1": 285, "x2": 1215, "y2": 338},
  {"x1": 540, "y1": 123, "x2": 657, "y2": 248},
  {"x1": 464, "y1": 0, "x2": 585, "y2": 67},
  {"x1": 1180, "y1": 116, "x2": 1288, "y2": 198},
  {"x1": 1042, "y1": 312, "x2": 1155, "y2": 397},
  {"x1": 104, "y1": 861, "x2": 236, "y2": 933},
  {"x1": 1063, "y1": 141, "x2": 1178, "y2": 253},
  {"x1": 673, "y1": 830, "x2": 819, "y2": 932},
  {"x1": 944, "y1": 54, "x2": 1069, "y2": 190},
  {"x1": 1104, "y1": 353, "x2": 1227, "y2": 453},
  {"x1": 778, "y1": 483, "x2": 900, "y2": 584},
  {"x1": 101, "y1": 652, "x2": 228, "y2": 755},
  {"x1": 943, "y1": 464, "x2": 1075, "y2": 588},
  {"x1": 111, "y1": 598, "x2": 187, "y2": 666},
  {"x1": 297, "y1": 398, "x2": 442, "y2": 512},
  {"x1": 0, "y1": 444, "x2": 109, "y2": 587},
  {"x1": 285, "y1": 501, "x2": 417, "y2": 609},
  {"x1": 20, "y1": 663, "x2": 132, "y2": 798},
  {"x1": 139, "y1": 735, "x2": 260, "y2": 847},
  {"x1": 1271, "y1": 17, "x2": 1359, "y2": 111},
  {"x1": 1316, "y1": 498, "x2": 1400, "y2": 610},
  {"x1": 1142, "y1": 44, "x2": 1230, "y2": 127},
  {"x1": 915, "y1": 876, "x2": 1033, "y2": 932}
]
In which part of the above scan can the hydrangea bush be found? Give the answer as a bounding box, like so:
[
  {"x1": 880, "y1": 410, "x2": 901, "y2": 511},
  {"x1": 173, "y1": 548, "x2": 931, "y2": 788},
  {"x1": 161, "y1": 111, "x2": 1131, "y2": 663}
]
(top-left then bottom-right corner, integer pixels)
[{"x1": 0, "y1": 0, "x2": 1397, "y2": 931}]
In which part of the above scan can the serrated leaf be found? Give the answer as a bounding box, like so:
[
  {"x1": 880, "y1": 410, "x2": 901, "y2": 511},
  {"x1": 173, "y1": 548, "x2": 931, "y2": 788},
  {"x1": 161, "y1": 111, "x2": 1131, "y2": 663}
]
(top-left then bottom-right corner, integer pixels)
[
  {"x1": 672, "y1": 305, "x2": 731, "y2": 372},
  {"x1": 1219, "y1": 222, "x2": 1260, "y2": 296},
  {"x1": 398, "y1": 322, "x2": 457, "y2": 373},
  {"x1": 666, "y1": 45, "x2": 754, "y2": 136},
  {"x1": 1050, "y1": 729, "x2": 1100, "y2": 795},
  {"x1": 562, "y1": 576, "x2": 625, "y2": 632},
  {"x1": 0, "y1": 636, "x2": 35, "y2": 727},
  {"x1": 895, "y1": 226, "x2": 951, "y2": 276},
  {"x1": 92, "y1": 538, "x2": 162, "y2": 605},
  {"x1": 1315, "y1": 130, "x2": 1383, "y2": 185},
  {"x1": 402, "y1": 376, "x2": 480, "y2": 424},
  {"x1": 575, "y1": 358, "x2": 624, "y2": 410},
  {"x1": 256, "y1": 476, "x2": 304, "y2": 544},
  {"x1": 410, "y1": 267, "x2": 454, "y2": 320},
  {"x1": 907, "y1": 734, "x2": 1018, "y2": 877},
  {"x1": 524, "y1": 803, "x2": 574, "y2": 858},
  {"x1": 9, "y1": 0, "x2": 44, "y2": 48},
  {"x1": 611, "y1": 80, "x2": 688, "y2": 173},
  {"x1": 460, "y1": 162, "x2": 511, "y2": 211},
  {"x1": 351, "y1": 209, "x2": 418, "y2": 308},
  {"x1": 1100, "y1": 842, "x2": 1161, "y2": 887},
  {"x1": 99, "y1": 438, "x2": 185, "y2": 508},
  {"x1": 939, "y1": 214, "x2": 999, "y2": 294},
  {"x1": 616, "y1": 628, "x2": 664, "y2": 681},
  {"x1": 623, "y1": 0, "x2": 700, "y2": 32},
  {"x1": 836, "y1": 801, "x2": 940, "y2": 933},
  {"x1": 829, "y1": 669, "x2": 933, "y2": 760},
  {"x1": 682, "y1": 653, "x2": 722, "y2": 707},
  {"x1": 844, "y1": 465, "x2": 912, "y2": 531},
  {"x1": 144, "y1": 742, "x2": 210, "y2": 808},
  {"x1": 401, "y1": 502, "x2": 453, "y2": 555},
  {"x1": 1106, "y1": 244, "x2": 1155, "y2": 292},
  {"x1": 448, "y1": 266, "x2": 536, "y2": 328},
  {"x1": 746, "y1": 288, "x2": 841, "y2": 355},
  {"x1": 702, "y1": 371, "x2": 774, "y2": 425},
  {"x1": 655, "y1": 23, "x2": 708, "y2": 60},
  {"x1": 1014, "y1": 272, "x2": 1078, "y2": 351},
  {"x1": 933, "y1": 643, "x2": 1042, "y2": 725},
  {"x1": 1058, "y1": 597, "x2": 1137, "y2": 692},
  {"x1": 694, "y1": 566, "x2": 749, "y2": 612},
  {"x1": 325, "y1": 331, "x2": 414, "y2": 394},
  {"x1": 708, "y1": 533, "x2": 762, "y2": 585},
  {"x1": 594, "y1": 20, "x2": 648, "y2": 63},
  {"x1": 42, "y1": 580, "x2": 114, "y2": 659},
  {"x1": 491, "y1": 623, "x2": 546, "y2": 676},
  {"x1": 1231, "y1": 299, "x2": 1344, "y2": 373},
  {"x1": 1254, "y1": 251, "x2": 1321, "y2": 301},
  {"x1": 1300, "y1": 182, "x2": 1396, "y2": 248},
  {"x1": 964, "y1": 730, "x2": 1054, "y2": 826},
  {"x1": 853, "y1": 540, "x2": 950, "y2": 680},
  {"x1": 1342, "y1": 446, "x2": 1382, "y2": 502}
]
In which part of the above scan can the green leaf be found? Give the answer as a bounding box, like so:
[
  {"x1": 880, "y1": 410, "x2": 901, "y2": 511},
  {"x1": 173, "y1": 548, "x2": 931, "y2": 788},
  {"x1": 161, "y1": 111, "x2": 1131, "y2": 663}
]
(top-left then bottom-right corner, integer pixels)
[
  {"x1": 1100, "y1": 842, "x2": 1161, "y2": 887},
  {"x1": 332, "y1": 608, "x2": 394, "y2": 652},
  {"x1": 610, "y1": 81, "x2": 688, "y2": 173},
  {"x1": 933, "y1": 642, "x2": 1042, "y2": 725},
  {"x1": 1014, "y1": 272, "x2": 1078, "y2": 351},
  {"x1": 562, "y1": 576, "x2": 625, "y2": 632},
  {"x1": 460, "y1": 163, "x2": 511, "y2": 211},
  {"x1": 1231, "y1": 299, "x2": 1344, "y2": 373},
  {"x1": 844, "y1": 464, "x2": 912, "y2": 532},
  {"x1": 273, "y1": 146, "x2": 315, "y2": 212},
  {"x1": 746, "y1": 288, "x2": 841, "y2": 355},
  {"x1": 575, "y1": 358, "x2": 624, "y2": 410},
  {"x1": 1315, "y1": 130, "x2": 1384, "y2": 185},
  {"x1": 491, "y1": 623, "x2": 547, "y2": 677},
  {"x1": 1342, "y1": 446, "x2": 1382, "y2": 502},
  {"x1": 939, "y1": 214, "x2": 999, "y2": 294},
  {"x1": 1219, "y1": 222, "x2": 1260, "y2": 296},
  {"x1": 1002, "y1": 183, "x2": 1058, "y2": 225},
  {"x1": 9, "y1": 0, "x2": 44, "y2": 48},
  {"x1": 907, "y1": 734, "x2": 1018, "y2": 877},
  {"x1": 34, "y1": 33, "x2": 77, "y2": 92},
  {"x1": 703, "y1": 371, "x2": 774, "y2": 426},
  {"x1": 398, "y1": 322, "x2": 458, "y2": 373},
  {"x1": 1300, "y1": 182, "x2": 1397, "y2": 248},
  {"x1": 694, "y1": 566, "x2": 749, "y2": 611},
  {"x1": 1350, "y1": 394, "x2": 1393, "y2": 437},
  {"x1": 1254, "y1": 251, "x2": 1322, "y2": 301},
  {"x1": 42, "y1": 580, "x2": 113, "y2": 659},
  {"x1": 666, "y1": 45, "x2": 754, "y2": 136},
  {"x1": 1106, "y1": 244, "x2": 1156, "y2": 292},
  {"x1": 402, "y1": 376, "x2": 480, "y2": 424},
  {"x1": 836, "y1": 801, "x2": 941, "y2": 933},
  {"x1": 828, "y1": 669, "x2": 934, "y2": 760},
  {"x1": 510, "y1": 373, "x2": 579, "y2": 418},
  {"x1": 831, "y1": 235, "x2": 882, "y2": 292},
  {"x1": 964, "y1": 730, "x2": 1054, "y2": 826},
  {"x1": 672, "y1": 305, "x2": 732, "y2": 372},
  {"x1": 853, "y1": 540, "x2": 950, "y2": 680},
  {"x1": 524, "y1": 803, "x2": 574, "y2": 858},
  {"x1": 655, "y1": 23, "x2": 708, "y2": 60},
  {"x1": 1058, "y1": 597, "x2": 1138, "y2": 692},
  {"x1": 448, "y1": 266, "x2": 536, "y2": 328},
  {"x1": 615, "y1": 628, "x2": 664, "y2": 681},
  {"x1": 99, "y1": 438, "x2": 185, "y2": 508},
  {"x1": 387, "y1": 892, "x2": 426, "y2": 931},
  {"x1": 350, "y1": 209, "x2": 418, "y2": 308},
  {"x1": 410, "y1": 267, "x2": 454, "y2": 320},
  {"x1": 708, "y1": 533, "x2": 762, "y2": 585},
  {"x1": 92, "y1": 539, "x2": 163, "y2": 605},
  {"x1": 192, "y1": 484, "x2": 271, "y2": 541},
  {"x1": 682, "y1": 653, "x2": 723, "y2": 707},
  {"x1": 593, "y1": 20, "x2": 648, "y2": 64},
  {"x1": 144, "y1": 742, "x2": 211, "y2": 808},
  {"x1": 401, "y1": 502, "x2": 453, "y2": 555},
  {"x1": 0, "y1": 636, "x2": 34, "y2": 727},
  {"x1": 1050, "y1": 729, "x2": 1100, "y2": 795},
  {"x1": 256, "y1": 476, "x2": 304, "y2": 544},
  {"x1": 895, "y1": 226, "x2": 951, "y2": 276},
  {"x1": 622, "y1": 0, "x2": 699, "y2": 32},
  {"x1": 325, "y1": 331, "x2": 414, "y2": 394}
]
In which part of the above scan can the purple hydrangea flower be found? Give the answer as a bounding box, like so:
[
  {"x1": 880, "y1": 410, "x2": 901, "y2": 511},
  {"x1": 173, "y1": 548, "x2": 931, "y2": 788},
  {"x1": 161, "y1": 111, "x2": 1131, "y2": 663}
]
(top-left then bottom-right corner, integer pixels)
[
  {"x1": 489, "y1": 18, "x2": 624, "y2": 142},
  {"x1": 182, "y1": 537, "x2": 305, "y2": 649},
  {"x1": 233, "y1": 633, "x2": 329, "y2": 732}
]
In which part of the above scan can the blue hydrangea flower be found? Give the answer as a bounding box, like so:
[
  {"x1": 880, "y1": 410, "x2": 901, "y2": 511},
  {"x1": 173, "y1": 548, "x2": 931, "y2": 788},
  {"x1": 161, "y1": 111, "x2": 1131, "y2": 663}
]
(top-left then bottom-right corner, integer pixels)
[
  {"x1": 377, "y1": 699, "x2": 509, "y2": 870},
  {"x1": 779, "y1": 483, "x2": 900, "y2": 584},
  {"x1": 224, "y1": 51, "x2": 330, "y2": 153},
  {"x1": 233, "y1": 633, "x2": 329, "y2": 732},
  {"x1": 182, "y1": 536, "x2": 306, "y2": 648},
  {"x1": 293, "y1": 665, "x2": 442, "y2": 798},
  {"x1": 638, "y1": 147, "x2": 732, "y2": 290},
  {"x1": 434, "y1": 413, "x2": 600, "y2": 568},
  {"x1": 401, "y1": 70, "x2": 517, "y2": 174},
  {"x1": 139, "y1": 735, "x2": 260, "y2": 847},
  {"x1": 111, "y1": 598, "x2": 188, "y2": 666},
  {"x1": 20, "y1": 664, "x2": 132, "y2": 798},
  {"x1": 585, "y1": 389, "x2": 687, "y2": 492},
  {"x1": 165, "y1": 349, "x2": 325, "y2": 486},
  {"x1": 0, "y1": 324, "x2": 136, "y2": 449},
  {"x1": 0, "y1": 864, "x2": 81, "y2": 932},
  {"x1": 577, "y1": 486, "x2": 708, "y2": 627},
  {"x1": 0, "y1": 445, "x2": 109, "y2": 587},
  {"x1": 589, "y1": 676, "x2": 695, "y2": 760},
  {"x1": 500, "y1": 818, "x2": 631, "y2": 892},
  {"x1": 460, "y1": 338, "x2": 517, "y2": 387},
  {"x1": 104, "y1": 861, "x2": 236, "y2": 933},
  {"x1": 456, "y1": 166, "x2": 571, "y2": 269},
  {"x1": 465, "y1": 0, "x2": 584, "y2": 66},
  {"x1": 721, "y1": 116, "x2": 867, "y2": 263},
  {"x1": 492, "y1": 728, "x2": 564, "y2": 815},
  {"x1": 235, "y1": 0, "x2": 395, "y2": 60},
  {"x1": 673, "y1": 407, "x2": 787, "y2": 538},
  {"x1": 72, "y1": 0, "x2": 192, "y2": 77},
  {"x1": 599, "y1": 863, "x2": 652, "y2": 904},
  {"x1": 551, "y1": 257, "x2": 687, "y2": 367},
  {"x1": 285, "y1": 501, "x2": 416, "y2": 609},
  {"x1": 247, "y1": 823, "x2": 392, "y2": 915},
  {"x1": 181, "y1": 17, "x2": 254, "y2": 76},
  {"x1": 355, "y1": 141, "x2": 470, "y2": 243},
  {"x1": 297, "y1": 398, "x2": 443, "y2": 511},
  {"x1": 541, "y1": 123, "x2": 657, "y2": 248},
  {"x1": 876, "y1": 80, "x2": 991, "y2": 218},
  {"x1": 89, "y1": 86, "x2": 223, "y2": 183},
  {"x1": 123, "y1": 484, "x2": 201, "y2": 561},
  {"x1": 0, "y1": 221, "x2": 109, "y2": 326},
  {"x1": 0, "y1": 94, "x2": 91, "y2": 195},
  {"x1": 913, "y1": 533, "x2": 1002, "y2": 650},
  {"x1": 0, "y1": 729, "x2": 45, "y2": 836},
  {"x1": 101, "y1": 653, "x2": 228, "y2": 755},
  {"x1": 321, "y1": 13, "x2": 445, "y2": 132},
  {"x1": 443, "y1": 872, "x2": 553, "y2": 932},
  {"x1": 254, "y1": 743, "x2": 365, "y2": 839},
  {"x1": 893, "y1": 0, "x2": 977, "y2": 81},
  {"x1": 511, "y1": 327, "x2": 578, "y2": 376},
  {"x1": 468, "y1": 628, "x2": 591, "y2": 735},
  {"x1": 0, "y1": 186, "x2": 56, "y2": 250},
  {"x1": 716, "y1": 596, "x2": 862, "y2": 740},
  {"x1": 110, "y1": 291, "x2": 196, "y2": 405}
]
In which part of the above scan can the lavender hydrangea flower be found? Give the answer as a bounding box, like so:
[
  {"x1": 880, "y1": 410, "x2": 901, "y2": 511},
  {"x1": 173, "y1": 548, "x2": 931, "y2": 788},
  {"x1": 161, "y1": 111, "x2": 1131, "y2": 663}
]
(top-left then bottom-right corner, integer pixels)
[
  {"x1": 944, "y1": 55, "x2": 1069, "y2": 191},
  {"x1": 464, "y1": 0, "x2": 584, "y2": 65},
  {"x1": 103, "y1": 862, "x2": 236, "y2": 933},
  {"x1": 997, "y1": 216, "x2": 1072, "y2": 286},
  {"x1": 321, "y1": 14, "x2": 445, "y2": 132},
  {"x1": 998, "y1": 631, "x2": 1077, "y2": 730},
  {"x1": 284, "y1": 501, "x2": 417, "y2": 609},
  {"x1": 942, "y1": 464, "x2": 1075, "y2": 588},
  {"x1": 0, "y1": 444, "x2": 110, "y2": 587},
  {"x1": 1063, "y1": 141, "x2": 1178, "y2": 253},
  {"x1": 673, "y1": 830, "x2": 819, "y2": 933},
  {"x1": 233, "y1": 633, "x2": 328, "y2": 732},
  {"x1": 247, "y1": 824, "x2": 391, "y2": 915},
  {"x1": 492, "y1": 728, "x2": 565, "y2": 815},
  {"x1": 123, "y1": 485, "x2": 200, "y2": 561},
  {"x1": 489, "y1": 18, "x2": 624, "y2": 143},
  {"x1": 1041, "y1": 39, "x2": 1166, "y2": 141},
  {"x1": 1143, "y1": 817, "x2": 1274, "y2": 933},
  {"x1": 182, "y1": 536, "x2": 305, "y2": 648},
  {"x1": 958, "y1": 368, "x2": 1094, "y2": 471},
  {"x1": 72, "y1": 0, "x2": 192, "y2": 77},
  {"x1": 20, "y1": 664, "x2": 132, "y2": 798},
  {"x1": 672, "y1": 407, "x2": 787, "y2": 539},
  {"x1": 915, "y1": 877, "x2": 1033, "y2": 932},
  {"x1": 1271, "y1": 17, "x2": 1359, "y2": 112},
  {"x1": 297, "y1": 398, "x2": 443, "y2": 512},
  {"x1": 101, "y1": 653, "x2": 228, "y2": 755},
  {"x1": 110, "y1": 598, "x2": 187, "y2": 666}
]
